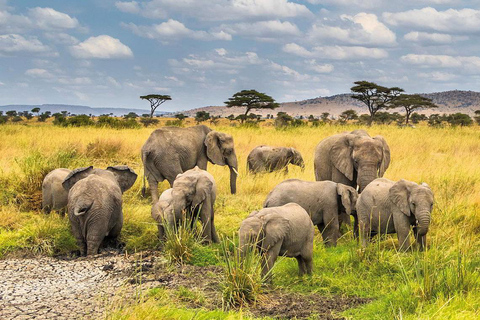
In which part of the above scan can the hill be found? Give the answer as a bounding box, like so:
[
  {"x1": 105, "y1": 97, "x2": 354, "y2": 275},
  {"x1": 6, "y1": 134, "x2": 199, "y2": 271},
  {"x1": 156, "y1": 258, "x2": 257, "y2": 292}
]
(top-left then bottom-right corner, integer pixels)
[
  {"x1": 183, "y1": 90, "x2": 480, "y2": 118},
  {"x1": 0, "y1": 104, "x2": 155, "y2": 117}
]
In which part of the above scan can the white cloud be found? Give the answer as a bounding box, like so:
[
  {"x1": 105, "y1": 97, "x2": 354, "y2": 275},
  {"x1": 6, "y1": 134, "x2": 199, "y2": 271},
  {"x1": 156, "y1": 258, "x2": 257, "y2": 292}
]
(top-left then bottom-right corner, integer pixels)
[
  {"x1": 305, "y1": 60, "x2": 334, "y2": 73},
  {"x1": 44, "y1": 32, "x2": 79, "y2": 45},
  {"x1": 183, "y1": 58, "x2": 215, "y2": 68},
  {"x1": 384, "y1": 8, "x2": 480, "y2": 34},
  {"x1": 25, "y1": 68, "x2": 55, "y2": 78},
  {"x1": 115, "y1": 0, "x2": 312, "y2": 21},
  {"x1": 28, "y1": 7, "x2": 79, "y2": 29},
  {"x1": 403, "y1": 31, "x2": 454, "y2": 44},
  {"x1": 305, "y1": 0, "x2": 382, "y2": 9},
  {"x1": 308, "y1": 13, "x2": 396, "y2": 46},
  {"x1": 0, "y1": 10, "x2": 32, "y2": 33},
  {"x1": 418, "y1": 71, "x2": 458, "y2": 81},
  {"x1": 401, "y1": 54, "x2": 480, "y2": 71},
  {"x1": 124, "y1": 20, "x2": 232, "y2": 41},
  {"x1": 283, "y1": 43, "x2": 388, "y2": 60},
  {"x1": 215, "y1": 48, "x2": 227, "y2": 56},
  {"x1": 57, "y1": 77, "x2": 92, "y2": 85},
  {"x1": 70, "y1": 35, "x2": 134, "y2": 59},
  {"x1": 218, "y1": 20, "x2": 301, "y2": 41},
  {"x1": 0, "y1": 34, "x2": 51, "y2": 54}
]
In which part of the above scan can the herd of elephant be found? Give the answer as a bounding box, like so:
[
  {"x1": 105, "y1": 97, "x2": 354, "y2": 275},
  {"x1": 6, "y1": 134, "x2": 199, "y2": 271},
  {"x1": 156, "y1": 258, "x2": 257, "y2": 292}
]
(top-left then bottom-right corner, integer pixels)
[{"x1": 42, "y1": 125, "x2": 434, "y2": 278}]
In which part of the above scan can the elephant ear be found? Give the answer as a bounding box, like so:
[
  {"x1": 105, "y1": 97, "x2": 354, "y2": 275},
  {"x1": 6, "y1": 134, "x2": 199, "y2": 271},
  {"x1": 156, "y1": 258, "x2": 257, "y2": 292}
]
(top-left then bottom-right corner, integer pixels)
[
  {"x1": 389, "y1": 179, "x2": 413, "y2": 216},
  {"x1": 192, "y1": 174, "x2": 213, "y2": 208},
  {"x1": 337, "y1": 183, "x2": 357, "y2": 215},
  {"x1": 262, "y1": 214, "x2": 290, "y2": 251},
  {"x1": 107, "y1": 165, "x2": 138, "y2": 193},
  {"x1": 62, "y1": 166, "x2": 94, "y2": 191},
  {"x1": 373, "y1": 136, "x2": 391, "y2": 177},
  {"x1": 205, "y1": 131, "x2": 226, "y2": 166},
  {"x1": 331, "y1": 134, "x2": 354, "y2": 181}
]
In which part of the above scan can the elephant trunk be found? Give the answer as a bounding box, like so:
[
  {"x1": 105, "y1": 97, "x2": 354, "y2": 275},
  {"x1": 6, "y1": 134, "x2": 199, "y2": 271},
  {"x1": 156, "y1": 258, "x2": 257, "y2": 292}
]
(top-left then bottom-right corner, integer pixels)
[
  {"x1": 357, "y1": 164, "x2": 378, "y2": 192},
  {"x1": 227, "y1": 156, "x2": 238, "y2": 194},
  {"x1": 416, "y1": 209, "x2": 431, "y2": 236}
]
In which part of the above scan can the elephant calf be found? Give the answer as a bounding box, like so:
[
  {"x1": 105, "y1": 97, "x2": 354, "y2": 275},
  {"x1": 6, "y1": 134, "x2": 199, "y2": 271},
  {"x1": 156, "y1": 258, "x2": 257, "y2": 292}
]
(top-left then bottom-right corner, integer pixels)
[
  {"x1": 356, "y1": 178, "x2": 434, "y2": 251},
  {"x1": 247, "y1": 146, "x2": 304, "y2": 173},
  {"x1": 264, "y1": 179, "x2": 358, "y2": 247},
  {"x1": 239, "y1": 203, "x2": 314, "y2": 281},
  {"x1": 151, "y1": 166, "x2": 219, "y2": 244},
  {"x1": 62, "y1": 166, "x2": 137, "y2": 256},
  {"x1": 42, "y1": 168, "x2": 71, "y2": 214}
]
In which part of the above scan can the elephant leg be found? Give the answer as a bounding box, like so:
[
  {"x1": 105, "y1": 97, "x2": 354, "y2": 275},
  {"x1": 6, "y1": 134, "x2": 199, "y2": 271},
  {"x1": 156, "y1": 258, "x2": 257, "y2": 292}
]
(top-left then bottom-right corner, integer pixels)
[
  {"x1": 413, "y1": 227, "x2": 426, "y2": 251},
  {"x1": 147, "y1": 176, "x2": 160, "y2": 204},
  {"x1": 199, "y1": 203, "x2": 212, "y2": 244},
  {"x1": 358, "y1": 220, "x2": 370, "y2": 248},
  {"x1": 295, "y1": 256, "x2": 307, "y2": 276},
  {"x1": 353, "y1": 214, "x2": 359, "y2": 239},
  {"x1": 397, "y1": 231, "x2": 411, "y2": 252},
  {"x1": 320, "y1": 211, "x2": 339, "y2": 247},
  {"x1": 262, "y1": 242, "x2": 282, "y2": 283},
  {"x1": 303, "y1": 255, "x2": 313, "y2": 275}
]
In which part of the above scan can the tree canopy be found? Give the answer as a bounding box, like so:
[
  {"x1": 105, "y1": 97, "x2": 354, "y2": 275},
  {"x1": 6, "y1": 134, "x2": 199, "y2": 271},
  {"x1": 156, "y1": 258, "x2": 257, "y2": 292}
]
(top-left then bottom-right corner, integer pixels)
[
  {"x1": 140, "y1": 94, "x2": 172, "y2": 118},
  {"x1": 389, "y1": 94, "x2": 438, "y2": 124},
  {"x1": 224, "y1": 89, "x2": 279, "y2": 122},
  {"x1": 351, "y1": 81, "x2": 404, "y2": 125}
]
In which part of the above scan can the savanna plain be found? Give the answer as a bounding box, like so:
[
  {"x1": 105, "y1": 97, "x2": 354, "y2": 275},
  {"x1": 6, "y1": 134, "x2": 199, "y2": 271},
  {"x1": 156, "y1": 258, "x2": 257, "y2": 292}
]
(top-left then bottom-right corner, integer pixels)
[{"x1": 0, "y1": 120, "x2": 479, "y2": 319}]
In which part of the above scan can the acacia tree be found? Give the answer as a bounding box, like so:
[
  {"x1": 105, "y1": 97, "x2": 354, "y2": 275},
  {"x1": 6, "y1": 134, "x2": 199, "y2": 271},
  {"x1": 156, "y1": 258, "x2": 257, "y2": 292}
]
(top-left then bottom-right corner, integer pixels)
[
  {"x1": 224, "y1": 89, "x2": 279, "y2": 123},
  {"x1": 351, "y1": 81, "x2": 403, "y2": 125},
  {"x1": 140, "y1": 94, "x2": 172, "y2": 118},
  {"x1": 389, "y1": 94, "x2": 438, "y2": 124}
]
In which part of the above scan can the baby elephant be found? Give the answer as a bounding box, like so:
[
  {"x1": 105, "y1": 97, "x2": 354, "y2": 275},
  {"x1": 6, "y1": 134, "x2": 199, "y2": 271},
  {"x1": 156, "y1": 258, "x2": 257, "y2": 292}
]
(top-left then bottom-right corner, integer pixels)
[
  {"x1": 356, "y1": 178, "x2": 434, "y2": 251},
  {"x1": 151, "y1": 166, "x2": 219, "y2": 244},
  {"x1": 62, "y1": 165, "x2": 137, "y2": 256},
  {"x1": 264, "y1": 179, "x2": 358, "y2": 247},
  {"x1": 239, "y1": 203, "x2": 314, "y2": 281},
  {"x1": 247, "y1": 146, "x2": 304, "y2": 173},
  {"x1": 42, "y1": 168, "x2": 71, "y2": 214}
]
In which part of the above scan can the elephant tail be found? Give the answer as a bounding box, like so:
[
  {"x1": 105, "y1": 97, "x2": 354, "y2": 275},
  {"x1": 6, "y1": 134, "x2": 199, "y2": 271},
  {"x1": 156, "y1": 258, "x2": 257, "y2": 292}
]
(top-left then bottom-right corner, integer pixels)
[
  {"x1": 73, "y1": 200, "x2": 94, "y2": 216},
  {"x1": 141, "y1": 172, "x2": 147, "y2": 198}
]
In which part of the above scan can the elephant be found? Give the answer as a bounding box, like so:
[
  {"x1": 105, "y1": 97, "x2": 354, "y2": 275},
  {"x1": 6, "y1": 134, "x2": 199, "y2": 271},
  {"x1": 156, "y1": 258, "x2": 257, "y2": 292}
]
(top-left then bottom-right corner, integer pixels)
[
  {"x1": 264, "y1": 179, "x2": 358, "y2": 247},
  {"x1": 356, "y1": 178, "x2": 434, "y2": 251},
  {"x1": 151, "y1": 166, "x2": 219, "y2": 244},
  {"x1": 62, "y1": 165, "x2": 137, "y2": 256},
  {"x1": 42, "y1": 168, "x2": 71, "y2": 214},
  {"x1": 239, "y1": 203, "x2": 314, "y2": 281},
  {"x1": 314, "y1": 129, "x2": 390, "y2": 192},
  {"x1": 247, "y1": 146, "x2": 305, "y2": 173},
  {"x1": 141, "y1": 125, "x2": 238, "y2": 203}
]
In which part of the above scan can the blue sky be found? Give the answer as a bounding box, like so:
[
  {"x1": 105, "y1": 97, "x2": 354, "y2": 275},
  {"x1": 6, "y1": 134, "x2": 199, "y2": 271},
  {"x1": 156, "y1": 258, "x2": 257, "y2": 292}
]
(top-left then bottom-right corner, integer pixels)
[{"x1": 1, "y1": 0, "x2": 480, "y2": 112}]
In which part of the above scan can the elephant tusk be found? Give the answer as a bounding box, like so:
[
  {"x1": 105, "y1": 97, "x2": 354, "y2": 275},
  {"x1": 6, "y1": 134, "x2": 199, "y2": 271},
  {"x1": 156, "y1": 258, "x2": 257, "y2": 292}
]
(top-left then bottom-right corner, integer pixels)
[{"x1": 232, "y1": 167, "x2": 239, "y2": 175}]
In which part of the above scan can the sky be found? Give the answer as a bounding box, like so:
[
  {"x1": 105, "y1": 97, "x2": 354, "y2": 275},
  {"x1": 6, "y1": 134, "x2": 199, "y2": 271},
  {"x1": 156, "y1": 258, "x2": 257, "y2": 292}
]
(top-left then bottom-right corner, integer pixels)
[{"x1": 1, "y1": 0, "x2": 480, "y2": 112}]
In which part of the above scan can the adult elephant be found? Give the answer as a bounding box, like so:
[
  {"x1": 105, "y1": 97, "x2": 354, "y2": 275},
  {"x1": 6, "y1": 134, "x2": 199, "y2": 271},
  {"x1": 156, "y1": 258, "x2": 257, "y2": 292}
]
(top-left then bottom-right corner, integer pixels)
[
  {"x1": 42, "y1": 168, "x2": 71, "y2": 214},
  {"x1": 264, "y1": 179, "x2": 357, "y2": 247},
  {"x1": 314, "y1": 129, "x2": 390, "y2": 192},
  {"x1": 247, "y1": 146, "x2": 304, "y2": 173},
  {"x1": 356, "y1": 178, "x2": 434, "y2": 251},
  {"x1": 142, "y1": 125, "x2": 238, "y2": 203},
  {"x1": 62, "y1": 166, "x2": 137, "y2": 256}
]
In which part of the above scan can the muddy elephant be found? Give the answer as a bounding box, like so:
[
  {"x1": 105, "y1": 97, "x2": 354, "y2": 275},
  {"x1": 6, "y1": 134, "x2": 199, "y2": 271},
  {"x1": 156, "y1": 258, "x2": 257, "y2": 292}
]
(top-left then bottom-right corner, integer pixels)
[
  {"x1": 142, "y1": 125, "x2": 238, "y2": 203},
  {"x1": 62, "y1": 165, "x2": 137, "y2": 256},
  {"x1": 264, "y1": 179, "x2": 358, "y2": 247},
  {"x1": 239, "y1": 203, "x2": 314, "y2": 281},
  {"x1": 314, "y1": 129, "x2": 390, "y2": 192},
  {"x1": 42, "y1": 168, "x2": 71, "y2": 213},
  {"x1": 151, "y1": 167, "x2": 219, "y2": 244},
  {"x1": 356, "y1": 178, "x2": 434, "y2": 251},
  {"x1": 247, "y1": 146, "x2": 305, "y2": 173}
]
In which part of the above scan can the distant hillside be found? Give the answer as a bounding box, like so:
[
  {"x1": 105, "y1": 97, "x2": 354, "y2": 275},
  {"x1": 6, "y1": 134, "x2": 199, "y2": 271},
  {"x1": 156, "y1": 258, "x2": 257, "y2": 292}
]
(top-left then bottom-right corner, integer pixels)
[
  {"x1": 183, "y1": 90, "x2": 480, "y2": 118},
  {"x1": 0, "y1": 104, "x2": 157, "y2": 117}
]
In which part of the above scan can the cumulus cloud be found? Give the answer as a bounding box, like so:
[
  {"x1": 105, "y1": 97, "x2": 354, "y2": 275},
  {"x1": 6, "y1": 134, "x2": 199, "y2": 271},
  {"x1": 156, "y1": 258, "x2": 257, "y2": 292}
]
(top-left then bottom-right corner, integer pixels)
[
  {"x1": 401, "y1": 54, "x2": 480, "y2": 71},
  {"x1": 123, "y1": 20, "x2": 232, "y2": 41},
  {"x1": 114, "y1": 0, "x2": 312, "y2": 21},
  {"x1": 308, "y1": 13, "x2": 396, "y2": 46},
  {"x1": 44, "y1": 32, "x2": 79, "y2": 45},
  {"x1": 384, "y1": 8, "x2": 480, "y2": 34},
  {"x1": 305, "y1": 0, "x2": 382, "y2": 9},
  {"x1": 28, "y1": 7, "x2": 79, "y2": 29},
  {"x1": 218, "y1": 20, "x2": 301, "y2": 41},
  {"x1": 418, "y1": 71, "x2": 458, "y2": 81},
  {"x1": 283, "y1": 43, "x2": 388, "y2": 60},
  {"x1": 0, "y1": 34, "x2": 51, "y2": 54},
  {"x1": 70, "y1": 35, "x2": 134, "y2": 59},
  {"x1": 25, "y1": 68, "x2": 55, "y2": 78},
  {"x1": 403, "y1": 31, "x2": 454, "y2": 44},
  {"x1": 305, "y1": 60, "x2": 334, "y2": 73}
]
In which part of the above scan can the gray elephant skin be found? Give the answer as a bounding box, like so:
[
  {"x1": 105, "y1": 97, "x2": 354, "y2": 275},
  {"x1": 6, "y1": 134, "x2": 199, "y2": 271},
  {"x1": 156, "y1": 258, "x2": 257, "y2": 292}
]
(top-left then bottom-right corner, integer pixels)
[
  {"x1": 247, "y1": 146, "x2": 305, "y2": 173},
  {"x1": 42, "y1": 168, "x2": 71, "y2": 213},
  {"x1": 62, "y1": 165, "x2": 137, "y2": 256},
  {"x1": 142, "y1": 125, "x2": 238, "y2": 203},
  {"x1": 314, "y1": 129, "x2": 390, "y2": 192},
  {"x1": 151, "y1": 167, "x2": 219, "y2": 244},
  {"x1": 264, "y1": 179, "x2": 358, "y2": 247},
  {"x1": 239, "y1": 203, "x2": 314, "y2": 281},
  {"x1": 356, "y1": 178, "x2": 434, "y2": 251}
]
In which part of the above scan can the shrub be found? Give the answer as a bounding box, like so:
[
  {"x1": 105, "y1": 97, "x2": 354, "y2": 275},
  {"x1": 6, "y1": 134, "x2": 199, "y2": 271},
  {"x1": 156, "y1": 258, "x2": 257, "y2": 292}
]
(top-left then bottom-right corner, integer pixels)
[{"x1": 162, "y1": 216, "x2": 203, "y2": 265}]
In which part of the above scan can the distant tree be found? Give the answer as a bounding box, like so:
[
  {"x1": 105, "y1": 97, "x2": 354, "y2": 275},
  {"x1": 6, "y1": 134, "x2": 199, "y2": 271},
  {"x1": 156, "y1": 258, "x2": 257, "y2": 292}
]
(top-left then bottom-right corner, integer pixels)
[
  {"x1": 11, "y1": 116, "x2": 23, "y2": 123},
  {"x1": 0, "y1": 112, "x2": 7, "y2": 124},
  {"x1": 320, "y1": 112, "x2": 330, "y2": 122},
  {"x1": 52, "y1": 113, "x2": 67, "y2": 126},
  {"x1": 124, "y1": 112, "x2": 139, "y2": 119},
  {"x1": 339, "y1": 109, "x2": 359, "y2": 123},
  {"x1": 351, "y1": 80, "x2": 404, "y2": 125},
  {"x1": 209, "y1": 115, "x2": 221, "y2": 125},
  {"x1": 428, "y1": 114, "x2": 444, "y2": 127},
  {"x1": 195, "y1": 111, "x2": 210, "y2": 123},
  {"x1": 474, "y1": 110, "x2": 480, "y2": 125},
  {"x1": 38, "y1": 111, "x2": 51, "y2": 122},
  {"x1": 389, "y1": 94, "x2": 438, "y2": 124},
  {"x1": 410, "y1": 112, "x2": 428, "y2": 124},
  {"x1": 175, "y1": 113, "x2": 187, "y2": 121},
  {"x1": 226, "y1": 114, "x2": 236, "y2": 122},
  {"x1": 140, "y1": 94, "x2": 172, "y2": 118},
  {"x1": 225, "y1": 89, "x2": 279, "y2": 123},
  {"x1": 445, "y1": 113, "x2": 473, "y2": 127},
  {"x1": 31, "y1": 107, "x2": 40, "y2": 115},
  {"x1": 140, "y1": 116, "x2": 159, "y2": 127},
  {"x1": 275, "y1": 112, "x2": 294, "y2": 127},
  {"x1": 23, "y1": 112, "x2": 33, "y2": 120},
  {"x1": 64, "y1": 115, "x2": 95, "y2": 127},
  {"x1": 6, "y1": 110, "x2": 17, "y2": 117}
]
